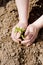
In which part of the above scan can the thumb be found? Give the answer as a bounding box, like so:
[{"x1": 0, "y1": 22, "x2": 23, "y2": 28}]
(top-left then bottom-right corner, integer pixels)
[
  {"x1": 16, "y1": 32, "x2": 21, "y2": 39},
  {"x1": 25, "y1": 27, "x2": 29, "y2": 36}
]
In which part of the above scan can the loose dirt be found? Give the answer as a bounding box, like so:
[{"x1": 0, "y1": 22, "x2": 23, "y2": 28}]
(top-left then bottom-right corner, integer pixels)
[{"x1": 0, "y1": 0, "x2": 43, "y2": 65}]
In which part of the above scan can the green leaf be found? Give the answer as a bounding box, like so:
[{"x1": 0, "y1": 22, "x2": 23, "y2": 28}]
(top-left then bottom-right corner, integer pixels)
[
  {"x1": 21, "y1": 35, "x2": 25, "y2": 39},
  {"x1": 14, "y1": 27, "x2": 25, "y2": 39}
]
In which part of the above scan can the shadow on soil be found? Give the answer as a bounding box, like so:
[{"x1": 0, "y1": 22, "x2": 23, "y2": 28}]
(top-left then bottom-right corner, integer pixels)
[
  {"x1": 0, "y1": 0, "x2": 11, "y2": 7},
  {"x1": 28, "y1": 0, "x2": 43, "y2": 43}
]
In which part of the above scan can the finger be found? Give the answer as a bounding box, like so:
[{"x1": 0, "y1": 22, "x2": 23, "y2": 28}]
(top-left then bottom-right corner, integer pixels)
[
  {"x1": 24, "y1": 33, "x2": 33, "y2": 40},
  {"x1": 30, "y1": 34, "x2": 37, "y2": 43},
  {"x1": 28, "y1": 33, "x2": 33, "y2": 40},
  {"x1": 11, "y1": 31, "x2": 17, "y2": 39},
  {"x1": 21, "y1": 33, "x2": 33, "y2": 44},
  {"x1": 21, "y1": 40, "x2": 32, "y2": 47},
  {"x1": 16, "y1": 32, "x2": 21, "y2": 39},
  {"x1": 12, "y1": 37, "x2": 19, "y2": 43},
  {"x1": 26, "y1": 42, "x2": 32, "y2": 47},
  {"x1": 24, "y1": 36, "x2": 29, "y2": 40},
  {"x1": 25, "y1": 27, "x2": 29, "y2": 36},
  {"x1": 21, "y1": 35, "x2": 34, "y2": 46},
  {"x1": 26, "y1": 37, "x2": 34, "y2": 46},
  {"x1": 21, "y1": 40, "x2": 30, "y2": 44},
  {"x1": 17, "y1": 38, "x2": 22, "y2": 43},
  {"x1": 12, "y1": 27, "x2": 17, "y2": 38},
  {"x1": 12, "y1": 38, "x2": 21, "y2": 43},
  {"x1": 28, "y1": 32, "x2": 38, "y2": 43},
  {"x1": 24, "y1": 33, "x2": 33, "y2": 43},
  {"x1": 26, "y1": 35, "x2": 37, "y2": 47},
  {"x1": 11, "y1": 32, "x2": 21, "y2": 43}
]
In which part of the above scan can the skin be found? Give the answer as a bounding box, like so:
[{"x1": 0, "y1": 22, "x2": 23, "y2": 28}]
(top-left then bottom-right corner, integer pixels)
[
  {"x1": 11, "y1": 0, "x2": 43, "y2": 46},
  {"x1": 11, "y1": 0, "x2": 29, "y2": 43},
  {"x1": 15, "y1": 0, "x2": 29, "y2": 22},
  {"x1": 11, "y1": 21, "x2": 28, "y2": 43},
  {"x1": 21, "y1": 15, "x2": 43, "y2": 46}
]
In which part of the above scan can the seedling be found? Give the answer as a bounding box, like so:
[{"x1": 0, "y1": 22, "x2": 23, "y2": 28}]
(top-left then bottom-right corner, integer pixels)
[{"x1": 15, "y1": 27, "x2": 25, "y2": 40}]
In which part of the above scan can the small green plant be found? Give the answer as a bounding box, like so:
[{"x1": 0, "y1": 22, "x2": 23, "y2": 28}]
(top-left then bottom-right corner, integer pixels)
[{"x1": 15, "y1": 27, "x2": 25, "y2": 40}]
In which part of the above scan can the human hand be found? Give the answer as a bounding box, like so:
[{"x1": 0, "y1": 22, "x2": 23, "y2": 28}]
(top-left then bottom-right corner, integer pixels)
[
  {"x1": 11, "y1": 22, "x2": 28, "y2": 43},
  {"x1": 21, "y1": 24, "x2": 39, "y2": 46}
]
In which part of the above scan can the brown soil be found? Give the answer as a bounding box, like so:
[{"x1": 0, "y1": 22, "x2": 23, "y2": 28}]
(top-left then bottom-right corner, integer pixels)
[{"x1": 0, "y1": 0, "x2": 43, "y2": 65}]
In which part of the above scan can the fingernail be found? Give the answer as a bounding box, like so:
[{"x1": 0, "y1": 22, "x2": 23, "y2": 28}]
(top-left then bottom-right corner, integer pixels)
[
  {"x1": 21, "y1": 41, "x2": 24, "y2": 44},
  {"x1": 25, "y1": 32, "x2": 27, "y2": 36},
  {"x1": 26, "y1": 44, "x2": 29, "y2": 47},
  {"x1": 27, "y1": 43, "x2": 32, "y2": 46}
]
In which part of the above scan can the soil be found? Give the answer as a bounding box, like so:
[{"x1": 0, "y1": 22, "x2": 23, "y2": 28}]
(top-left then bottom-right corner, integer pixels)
[{"x1": 0, "y1": 0, "x2": 43, "y2": 65}]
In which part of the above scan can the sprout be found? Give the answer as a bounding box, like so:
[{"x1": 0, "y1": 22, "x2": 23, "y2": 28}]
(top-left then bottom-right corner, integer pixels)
[{"x1": 15, "y1": 27, "x2": 25, "y2": 40}]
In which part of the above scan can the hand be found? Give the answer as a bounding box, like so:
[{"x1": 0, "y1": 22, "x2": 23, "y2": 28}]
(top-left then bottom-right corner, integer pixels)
[
  {"x1": 21, "y1": 24, "x2": 39, "y2": 46},
  {"x1": 11, "y1": 22, "x2": 28, "y2": 43}
]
